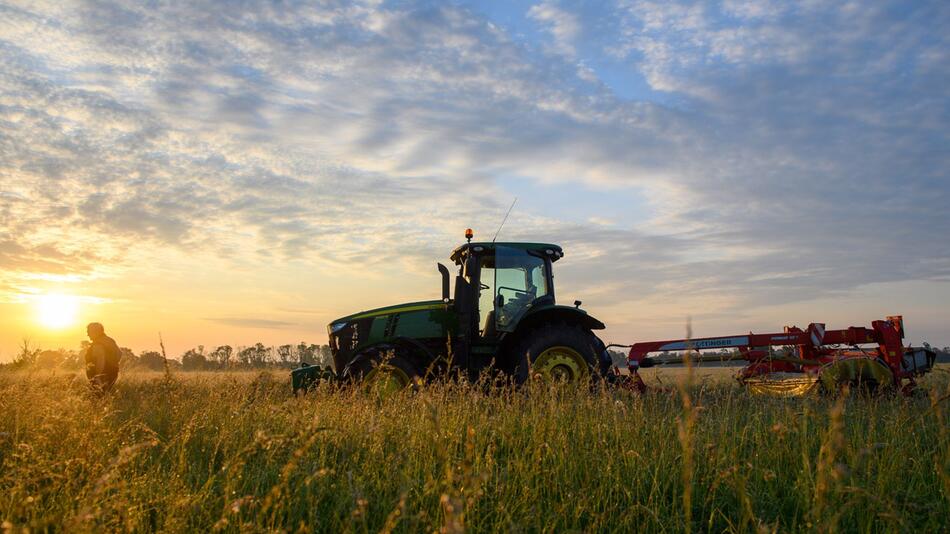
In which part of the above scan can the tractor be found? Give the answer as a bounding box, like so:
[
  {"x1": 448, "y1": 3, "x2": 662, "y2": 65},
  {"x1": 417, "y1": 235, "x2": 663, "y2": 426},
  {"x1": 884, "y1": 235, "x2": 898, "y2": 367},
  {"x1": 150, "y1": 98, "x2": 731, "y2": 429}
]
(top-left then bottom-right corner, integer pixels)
[{"x1": 292, "y1": 230, "x2": 612, "y2": 392}]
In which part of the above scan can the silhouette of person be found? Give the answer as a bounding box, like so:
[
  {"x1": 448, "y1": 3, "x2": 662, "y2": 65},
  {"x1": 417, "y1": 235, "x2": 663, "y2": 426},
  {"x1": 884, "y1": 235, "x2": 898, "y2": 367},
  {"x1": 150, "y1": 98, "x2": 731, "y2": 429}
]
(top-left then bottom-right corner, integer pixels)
[{"x1": 84, "y1": 322, "x2": 120, "y2": 392}]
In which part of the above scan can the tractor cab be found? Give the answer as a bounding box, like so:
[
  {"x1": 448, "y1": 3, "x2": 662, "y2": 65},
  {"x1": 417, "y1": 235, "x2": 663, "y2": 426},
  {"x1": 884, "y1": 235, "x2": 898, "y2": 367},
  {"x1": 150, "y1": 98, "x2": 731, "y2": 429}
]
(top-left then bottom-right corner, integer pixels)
[
  {"x1": 448, "y1": 241, "x2": 563, "y2": 342},
  {"x1": 439, "y1": 237, "x2": 600, "y2": 380}
]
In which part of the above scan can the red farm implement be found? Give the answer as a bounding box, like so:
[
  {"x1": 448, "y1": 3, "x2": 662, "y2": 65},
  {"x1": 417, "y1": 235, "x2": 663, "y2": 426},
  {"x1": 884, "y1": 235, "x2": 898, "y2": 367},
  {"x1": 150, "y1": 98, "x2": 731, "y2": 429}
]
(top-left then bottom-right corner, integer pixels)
[{"x1": 612, "y1": 315, "x2": 937, "y2": 396}]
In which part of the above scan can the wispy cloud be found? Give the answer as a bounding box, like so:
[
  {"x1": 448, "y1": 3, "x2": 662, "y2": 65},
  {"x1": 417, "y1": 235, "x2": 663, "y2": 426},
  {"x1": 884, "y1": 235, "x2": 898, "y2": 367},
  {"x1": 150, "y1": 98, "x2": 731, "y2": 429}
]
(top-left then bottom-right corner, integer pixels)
[
  {"x1": 204, "y1": 317, "x2": 297, "y2": 329},
  {"x1": 528, "y1": 1, "x2": 581, "y2": 57}
]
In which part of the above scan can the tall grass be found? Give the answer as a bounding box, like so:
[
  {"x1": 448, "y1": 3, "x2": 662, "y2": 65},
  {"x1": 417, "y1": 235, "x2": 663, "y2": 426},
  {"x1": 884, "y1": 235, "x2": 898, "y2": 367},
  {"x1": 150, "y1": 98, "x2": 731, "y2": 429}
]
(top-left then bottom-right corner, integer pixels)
[{"x1": 1, "y1": 368, "x2": 948, "y2": 532}]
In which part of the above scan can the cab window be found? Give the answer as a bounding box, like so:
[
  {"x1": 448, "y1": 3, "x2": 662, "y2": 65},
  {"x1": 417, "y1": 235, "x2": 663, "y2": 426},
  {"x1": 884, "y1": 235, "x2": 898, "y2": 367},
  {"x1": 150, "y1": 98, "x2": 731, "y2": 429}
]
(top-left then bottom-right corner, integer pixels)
[{"x1": 494, "y1": 247, "x2": 549, "y2": 331}]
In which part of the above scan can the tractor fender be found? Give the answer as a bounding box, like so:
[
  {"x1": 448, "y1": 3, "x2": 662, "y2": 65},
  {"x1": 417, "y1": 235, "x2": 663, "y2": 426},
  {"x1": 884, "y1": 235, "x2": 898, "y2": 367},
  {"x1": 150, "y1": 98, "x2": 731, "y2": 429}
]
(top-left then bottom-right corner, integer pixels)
[
  {"x1": 502, "y1": 305, "x2": 611, "y2": 379},
  {"x1": 515, "y1": 304, "x2": 606, "y2": 333},
  {"x1": 392, "y1": 336, "x2": 438, "y2": 362}
]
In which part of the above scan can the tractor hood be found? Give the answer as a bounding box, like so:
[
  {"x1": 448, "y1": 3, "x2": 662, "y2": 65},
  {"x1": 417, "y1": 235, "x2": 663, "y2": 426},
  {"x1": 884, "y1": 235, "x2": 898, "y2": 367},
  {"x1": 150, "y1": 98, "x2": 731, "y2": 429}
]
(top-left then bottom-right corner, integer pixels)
[
  {"x1": 326, "y1": 299, "x2": 451, "y2": 376},
  {"x1": 329, "y1": 299, "x2": 446, "y2": 326}
]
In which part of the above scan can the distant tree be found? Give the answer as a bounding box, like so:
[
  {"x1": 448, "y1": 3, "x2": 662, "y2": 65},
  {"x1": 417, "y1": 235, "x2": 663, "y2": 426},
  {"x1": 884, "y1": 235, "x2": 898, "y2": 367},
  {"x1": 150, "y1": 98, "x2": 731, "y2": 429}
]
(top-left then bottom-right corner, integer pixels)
[
  {"x1": 15, "y1": 339, "x2": 40, "y2": 367},
  {"x1": 277, "y1": 345, "x2": 293, "y2": 366},
  {"x1": 236, "y1": 346, "x2": 251, "y2": 366},
  {"x1": 138, "y1": 351, "x2": 167, "y2": 371},
  {"x1": 295, "y1": 342, "x2": 314, "y2": 363},
  {"x1": 35, "y1": 350, "x2": 64, "y2": 368},
  {"x1": 257, "y1": 343, "x2": 272, "y2": 366},
  {"x1": 209, "y1": 345, "x2": 233, "y2": 369},
  {"x1": 118, "y1": 347, "x2": 137, "y2": 369},
  {"x1": 294, "y1": 342, "x2": 324, "y2": 365},
  {"x1": 181, "y1": 345, "x2": 209, "y2": 371},
  {"x1": 237, "y1": 343, "x2": 269, "y2": 368}
]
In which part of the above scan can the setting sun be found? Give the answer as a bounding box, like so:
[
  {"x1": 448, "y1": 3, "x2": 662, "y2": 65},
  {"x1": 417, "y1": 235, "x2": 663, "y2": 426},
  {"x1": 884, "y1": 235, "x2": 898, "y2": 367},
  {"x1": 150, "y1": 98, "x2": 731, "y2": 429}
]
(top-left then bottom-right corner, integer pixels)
[{"x1": 35, "y1": 293, "x2": 80, "y2": 330}]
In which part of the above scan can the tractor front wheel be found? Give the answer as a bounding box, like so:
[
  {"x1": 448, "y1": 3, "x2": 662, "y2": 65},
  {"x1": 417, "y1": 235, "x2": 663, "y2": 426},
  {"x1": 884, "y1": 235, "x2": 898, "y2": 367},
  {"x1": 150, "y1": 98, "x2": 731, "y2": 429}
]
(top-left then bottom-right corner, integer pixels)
[
  {"x1": 345, "y1": 346, "x2": 422, "y2": 396},
  {"x1": 512, "y1": 323, "x2": 602, "y2": 384}
]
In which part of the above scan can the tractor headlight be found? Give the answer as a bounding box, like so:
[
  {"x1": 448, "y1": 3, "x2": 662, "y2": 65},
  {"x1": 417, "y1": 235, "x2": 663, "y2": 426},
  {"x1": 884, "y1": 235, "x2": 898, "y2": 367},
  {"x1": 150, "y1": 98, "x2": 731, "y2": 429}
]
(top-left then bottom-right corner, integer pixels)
[{"x1": 329, "y1": 322, "x2": 348, "y2": 334}]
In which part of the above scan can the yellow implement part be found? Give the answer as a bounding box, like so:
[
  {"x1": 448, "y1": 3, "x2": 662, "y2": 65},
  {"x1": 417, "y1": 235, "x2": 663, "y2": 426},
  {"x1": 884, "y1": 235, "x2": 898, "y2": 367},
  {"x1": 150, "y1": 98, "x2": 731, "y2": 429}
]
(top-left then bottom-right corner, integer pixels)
[
  {"x1": 818, "y1": 357, "x2": 894, "y2": 392},
  {"x1": 744, "y1": 373, "x2": 821, "y2": 397}
]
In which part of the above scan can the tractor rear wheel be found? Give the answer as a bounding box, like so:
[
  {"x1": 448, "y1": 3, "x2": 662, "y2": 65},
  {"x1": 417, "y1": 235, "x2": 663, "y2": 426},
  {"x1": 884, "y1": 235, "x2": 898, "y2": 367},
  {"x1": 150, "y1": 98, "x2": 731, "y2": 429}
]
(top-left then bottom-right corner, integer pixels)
[{"x1": 512, "y1": 323, "x2": 602, "y2": 384}]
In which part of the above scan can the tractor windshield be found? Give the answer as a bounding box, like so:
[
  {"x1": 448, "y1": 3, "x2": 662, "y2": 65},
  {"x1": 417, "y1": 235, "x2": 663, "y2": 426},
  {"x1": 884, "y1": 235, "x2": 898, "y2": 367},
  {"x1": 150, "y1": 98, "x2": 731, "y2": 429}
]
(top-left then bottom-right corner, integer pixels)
[{"x1": 494, "y1": 246, "x2": 549, "y2": 332}]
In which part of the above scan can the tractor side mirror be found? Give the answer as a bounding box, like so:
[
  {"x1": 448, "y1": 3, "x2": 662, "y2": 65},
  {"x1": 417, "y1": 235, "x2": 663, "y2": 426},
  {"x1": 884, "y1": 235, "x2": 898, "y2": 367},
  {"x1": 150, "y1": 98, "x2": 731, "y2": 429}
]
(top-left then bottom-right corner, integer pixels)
[{"x1": 437, "y1": 263, "x2": 450, "y2": 303}]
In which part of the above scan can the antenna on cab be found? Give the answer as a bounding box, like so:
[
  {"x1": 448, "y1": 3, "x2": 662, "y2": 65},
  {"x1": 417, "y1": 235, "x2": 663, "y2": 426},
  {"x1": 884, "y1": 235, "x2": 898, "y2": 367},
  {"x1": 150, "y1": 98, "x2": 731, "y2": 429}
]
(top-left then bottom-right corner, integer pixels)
[{"x1": 492, "y1": 197, "x2": 517, "y2": 244}]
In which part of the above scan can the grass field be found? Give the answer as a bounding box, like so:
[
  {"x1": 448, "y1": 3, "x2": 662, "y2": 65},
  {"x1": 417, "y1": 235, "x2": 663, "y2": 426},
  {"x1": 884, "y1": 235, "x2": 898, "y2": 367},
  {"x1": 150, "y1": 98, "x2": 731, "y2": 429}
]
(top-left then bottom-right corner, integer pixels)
[{"x1": 1, "y1": 366, "x2": 949, "y2": 532}]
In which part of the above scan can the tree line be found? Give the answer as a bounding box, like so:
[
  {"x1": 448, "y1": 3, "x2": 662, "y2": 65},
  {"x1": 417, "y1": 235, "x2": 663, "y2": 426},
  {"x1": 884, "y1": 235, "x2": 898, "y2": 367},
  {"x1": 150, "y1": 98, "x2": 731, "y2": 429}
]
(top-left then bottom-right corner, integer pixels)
[
  {"x1": 6, "y1": 340, "x2": 949, "y2": 372},
  {"x1": 2, "y1": 340, "x2": 333, "y2": 371}
]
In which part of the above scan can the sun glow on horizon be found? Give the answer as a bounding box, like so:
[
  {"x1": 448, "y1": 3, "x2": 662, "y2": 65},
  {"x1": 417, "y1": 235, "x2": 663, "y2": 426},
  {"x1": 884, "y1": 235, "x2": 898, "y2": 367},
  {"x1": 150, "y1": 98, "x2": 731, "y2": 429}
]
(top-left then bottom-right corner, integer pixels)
[{"x1": 34, "y1": 293, "x2": 80, "y2": 330}]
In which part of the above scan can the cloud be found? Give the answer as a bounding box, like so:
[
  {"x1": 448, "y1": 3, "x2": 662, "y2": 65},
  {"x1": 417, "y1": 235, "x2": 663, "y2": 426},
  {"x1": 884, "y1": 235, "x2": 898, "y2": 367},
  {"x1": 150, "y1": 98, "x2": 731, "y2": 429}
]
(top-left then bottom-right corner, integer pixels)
[
  {"x1": 204, "y1": 317, "x2": 297, "y2": 329},
  {"x1": 528, "y1": 1, "x2": 581, "y2": 57},
  {"x1": 0, "y1": 0, "x2": 947, "y2": 340}
]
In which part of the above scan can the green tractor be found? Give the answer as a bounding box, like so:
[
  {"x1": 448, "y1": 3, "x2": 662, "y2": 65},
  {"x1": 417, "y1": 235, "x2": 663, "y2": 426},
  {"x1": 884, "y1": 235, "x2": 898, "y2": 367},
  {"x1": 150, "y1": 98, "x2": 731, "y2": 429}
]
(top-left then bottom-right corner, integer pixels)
[{"x1": 292, "y1": 232, "x2": 612, "y2": 393}]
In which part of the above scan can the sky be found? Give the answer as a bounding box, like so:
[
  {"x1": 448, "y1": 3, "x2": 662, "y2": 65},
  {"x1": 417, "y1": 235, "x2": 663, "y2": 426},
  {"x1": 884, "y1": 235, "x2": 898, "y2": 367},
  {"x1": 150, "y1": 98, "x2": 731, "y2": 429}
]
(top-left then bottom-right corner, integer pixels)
[{"x1": 1, "y1": 0, "x2": 948, "y2": 360}]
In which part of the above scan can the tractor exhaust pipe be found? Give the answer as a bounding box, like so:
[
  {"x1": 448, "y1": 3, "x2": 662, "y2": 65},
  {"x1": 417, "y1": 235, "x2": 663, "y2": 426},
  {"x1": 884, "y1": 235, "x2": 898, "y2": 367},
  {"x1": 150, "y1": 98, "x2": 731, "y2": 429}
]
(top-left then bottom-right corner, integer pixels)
[{"x1": 438, "y1": 263, "x2": 450, "y2": 303}]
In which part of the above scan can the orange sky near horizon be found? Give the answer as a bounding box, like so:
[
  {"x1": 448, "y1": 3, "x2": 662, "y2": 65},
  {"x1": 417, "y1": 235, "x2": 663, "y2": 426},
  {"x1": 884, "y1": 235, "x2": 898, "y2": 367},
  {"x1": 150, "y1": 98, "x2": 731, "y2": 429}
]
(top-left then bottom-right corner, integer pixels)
[{"x1": 3, "y1": 241, "x2": 949, "y2": 362}]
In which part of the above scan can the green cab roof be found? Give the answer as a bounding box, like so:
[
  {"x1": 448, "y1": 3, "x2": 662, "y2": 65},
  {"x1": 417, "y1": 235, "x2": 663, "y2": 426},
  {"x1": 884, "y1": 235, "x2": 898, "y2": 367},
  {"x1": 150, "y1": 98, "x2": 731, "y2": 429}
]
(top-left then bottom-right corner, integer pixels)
[{"x1": 450, "y1": 242, "x2": 563, "y2": 263}]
